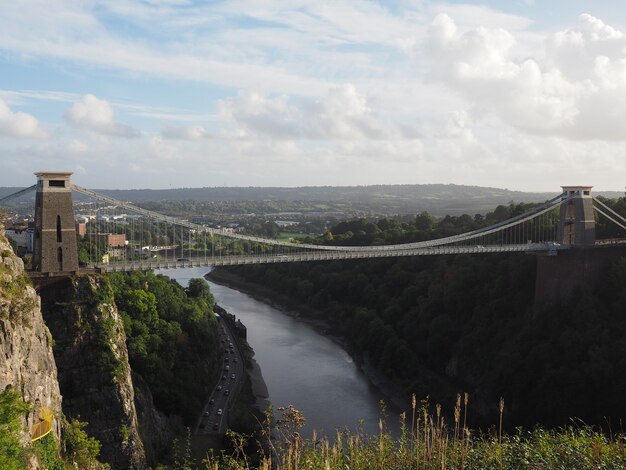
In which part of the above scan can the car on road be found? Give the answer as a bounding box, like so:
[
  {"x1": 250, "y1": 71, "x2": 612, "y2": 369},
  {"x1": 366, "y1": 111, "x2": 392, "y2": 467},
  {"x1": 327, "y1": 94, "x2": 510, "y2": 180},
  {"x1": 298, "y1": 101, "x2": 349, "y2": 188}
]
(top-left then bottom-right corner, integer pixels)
[
  {"x1": 216, "y1": 409, "x2": 222, "y2": 415},
  {"x1": 217, "y1": 385, "x2": 222, "y2": 391},
  {"x1": 222, "y1": 375, "x2": 226, "y2": 380},
  {"x1": 213, "y1": 423, "x2": 219, "y2": 431},
  {"x1": 209, "y1": 399, "x2": 215, "y2": 405},
  {"x1": 231, "y1": 374, "x2": 235, "y2": 379},
  {"x1": 225, "y1": 365, "x2": 230, "y2": 371},
  {"x1": 203, "y1": 411, "x2": 209, "y2": 417},
  {"x1": 224, "y1": 390, "x2": 230, "y2": 396}
]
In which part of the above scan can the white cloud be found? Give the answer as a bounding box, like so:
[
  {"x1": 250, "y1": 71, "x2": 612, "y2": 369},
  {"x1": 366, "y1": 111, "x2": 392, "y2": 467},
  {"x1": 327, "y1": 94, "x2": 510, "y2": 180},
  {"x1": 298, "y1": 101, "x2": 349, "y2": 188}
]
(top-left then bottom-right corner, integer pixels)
[
  {"x1": 0, "y1": 88, "x2": 219, "y2": 126},
  {"x1": 427, "y1": 13, "x2": 626, "y2": 141},
  {"x1": 431, "y1": 110, "x2": 477, "y2": 143},
  {"x1": 0, "y1": 0, "x2": 427, "y2": 99},
  {"x1": 161, "y1": 125, "x2": 210, "y2": 140},
  {"x1": 0, "y1": 98, "x2": 46, "y2": 138},
  {"x1": 0, "y1": 89, "x2": 79, "y2": 106},
  {"x1": 218, "y1": 84, "x2": 414, "y2": 141},
  {"x1": 545, "y1": 14, "x2": 626, "y2": 80},
  {"x1": 68, "y1": 139, "x2": 88, "y2": 154},
  {"x1": 5, "y1": 3, "x2": 626, "y2": 192},
  {"x1": 430, "y1": 3, "x2": 533, "y2": 32},
  {"x1": 144, "y1": 136, "x2": 183, "y2": 162},
  {"x1": 64, "y1": 94, "x2": 140, "y2": 138}
]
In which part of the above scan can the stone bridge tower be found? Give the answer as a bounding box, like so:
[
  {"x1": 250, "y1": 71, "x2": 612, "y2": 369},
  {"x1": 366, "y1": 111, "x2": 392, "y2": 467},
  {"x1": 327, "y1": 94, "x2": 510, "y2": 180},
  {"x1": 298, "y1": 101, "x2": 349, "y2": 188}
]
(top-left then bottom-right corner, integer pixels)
[
  {"x1": 535, "y1": 185, "x2": 601, "y2": 304},
  {"x1": 33, "y1": 172, "x2": 79, "y2": 273},
  {"x1": 557, "y1": 186, "x2": 595, "y2": 246}
]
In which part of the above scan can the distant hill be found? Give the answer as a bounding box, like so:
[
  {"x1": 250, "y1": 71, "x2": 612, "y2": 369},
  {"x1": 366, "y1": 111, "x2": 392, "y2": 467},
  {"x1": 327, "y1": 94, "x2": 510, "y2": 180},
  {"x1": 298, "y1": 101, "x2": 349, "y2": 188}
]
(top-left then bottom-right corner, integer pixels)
[{"x1": 1, "y1": 184, "x2": 623, "y2": 217}]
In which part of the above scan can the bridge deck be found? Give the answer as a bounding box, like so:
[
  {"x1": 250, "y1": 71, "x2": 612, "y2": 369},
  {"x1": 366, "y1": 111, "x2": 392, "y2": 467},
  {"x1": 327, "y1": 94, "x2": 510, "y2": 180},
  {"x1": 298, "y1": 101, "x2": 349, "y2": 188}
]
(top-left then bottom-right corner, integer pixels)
[{"x1": 87, "y1": 243, "x2": 567, "y2": 273}]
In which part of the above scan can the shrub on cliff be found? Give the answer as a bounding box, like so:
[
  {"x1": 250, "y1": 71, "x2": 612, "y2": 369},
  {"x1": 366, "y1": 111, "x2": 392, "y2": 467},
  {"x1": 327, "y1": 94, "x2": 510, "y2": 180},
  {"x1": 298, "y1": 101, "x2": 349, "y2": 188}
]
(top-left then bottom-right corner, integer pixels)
[
  {"x1": 0, "y1": 387, "x2": 30, "y2": 469},
  {"x1": 61, "y1": 418, "x2": 106, "y2": 469}
]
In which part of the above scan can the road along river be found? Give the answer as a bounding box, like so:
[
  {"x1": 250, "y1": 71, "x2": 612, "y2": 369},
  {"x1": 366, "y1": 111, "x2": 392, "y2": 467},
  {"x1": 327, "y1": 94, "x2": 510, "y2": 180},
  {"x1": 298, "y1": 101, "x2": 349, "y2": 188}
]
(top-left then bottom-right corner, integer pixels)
[{"x1": 159, "y1": 267, "x2": 400, "y2": 438}]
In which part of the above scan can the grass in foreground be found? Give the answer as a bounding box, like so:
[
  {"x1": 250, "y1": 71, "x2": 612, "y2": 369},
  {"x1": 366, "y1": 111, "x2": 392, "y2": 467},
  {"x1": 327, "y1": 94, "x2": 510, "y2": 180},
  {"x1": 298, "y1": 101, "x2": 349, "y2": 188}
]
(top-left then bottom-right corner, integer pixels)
[{"x1": 201, "y1": 396, "x2": 626, "y2": 470}]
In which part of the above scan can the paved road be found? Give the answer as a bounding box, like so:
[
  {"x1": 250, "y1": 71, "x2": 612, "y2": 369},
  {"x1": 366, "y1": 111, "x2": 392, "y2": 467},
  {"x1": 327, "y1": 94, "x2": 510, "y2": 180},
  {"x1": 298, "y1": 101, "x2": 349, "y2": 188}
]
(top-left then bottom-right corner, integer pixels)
[{"x1": 195, "y1": 314, "x2": 245, "y2": 436}]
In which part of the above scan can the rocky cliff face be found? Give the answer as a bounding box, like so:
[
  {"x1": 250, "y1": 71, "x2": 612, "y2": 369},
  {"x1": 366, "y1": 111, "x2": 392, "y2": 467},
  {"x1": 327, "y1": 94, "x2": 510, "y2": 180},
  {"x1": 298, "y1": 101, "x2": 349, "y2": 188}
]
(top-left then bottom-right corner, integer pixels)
[
  {"x1": 38, "y1": 275, "x2": 147, "y2": 469},
  {"x1": 0, "y1": 228, "x2": 62, "y2": 446},
  {"x1": 132, "y1": 371, "x2": 182, "y2": 464}
]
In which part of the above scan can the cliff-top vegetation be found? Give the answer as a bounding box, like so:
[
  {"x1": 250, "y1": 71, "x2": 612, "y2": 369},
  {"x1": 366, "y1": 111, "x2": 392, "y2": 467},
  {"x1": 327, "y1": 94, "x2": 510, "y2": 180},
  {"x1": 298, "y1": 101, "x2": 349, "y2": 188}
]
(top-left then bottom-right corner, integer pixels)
[
  {"x1": 204, "y1": 396, "x2": 626, "y2": 470},
  {"x1": 108, "y1": 272, "x2": 219, "y2": 424}
]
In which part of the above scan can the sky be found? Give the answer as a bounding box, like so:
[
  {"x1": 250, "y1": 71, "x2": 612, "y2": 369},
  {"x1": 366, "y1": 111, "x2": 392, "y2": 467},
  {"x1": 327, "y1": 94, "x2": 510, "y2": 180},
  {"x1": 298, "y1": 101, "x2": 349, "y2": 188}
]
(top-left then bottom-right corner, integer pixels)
[{"x1": 2, "y1": 1, "x2": 626, "y2": 191}]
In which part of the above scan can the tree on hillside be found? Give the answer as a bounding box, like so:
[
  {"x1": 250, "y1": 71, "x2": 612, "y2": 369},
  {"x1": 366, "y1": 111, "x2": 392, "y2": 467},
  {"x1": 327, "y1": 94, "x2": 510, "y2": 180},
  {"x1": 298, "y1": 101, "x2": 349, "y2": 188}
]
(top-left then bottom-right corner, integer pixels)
[{"x1": 187, "y1": 278, "x2": 215, "y2": 308}]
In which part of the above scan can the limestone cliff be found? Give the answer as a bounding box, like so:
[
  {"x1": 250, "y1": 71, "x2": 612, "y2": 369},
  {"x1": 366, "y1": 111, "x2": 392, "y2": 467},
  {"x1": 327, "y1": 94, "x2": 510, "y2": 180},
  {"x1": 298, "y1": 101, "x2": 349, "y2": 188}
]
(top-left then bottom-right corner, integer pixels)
[
  {"x1": 132, "y1": 371, "x2": 183, "y2": 464},
  {"x1": 0, "y1": 228, "x2": 62, "y2": 446},
  {"x1": 38, "y1": 275, "x2": 147, "y2": 469}
]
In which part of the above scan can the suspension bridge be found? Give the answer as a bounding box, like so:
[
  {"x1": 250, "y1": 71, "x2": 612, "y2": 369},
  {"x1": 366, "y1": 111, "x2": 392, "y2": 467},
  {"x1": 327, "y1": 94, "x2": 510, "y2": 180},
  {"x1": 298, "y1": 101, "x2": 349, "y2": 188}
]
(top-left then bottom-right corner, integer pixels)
[{"x1": 1, "y1": 172, "x2": 625, "y2": 276}]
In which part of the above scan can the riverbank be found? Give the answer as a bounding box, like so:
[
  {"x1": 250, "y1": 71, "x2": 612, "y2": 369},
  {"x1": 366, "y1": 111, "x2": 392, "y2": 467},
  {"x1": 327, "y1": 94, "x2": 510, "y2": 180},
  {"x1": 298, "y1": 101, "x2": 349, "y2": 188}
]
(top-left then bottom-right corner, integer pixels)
[
  {"x1": 206, "y1": 268, "x2": 409, "y2": 414},
  {"x1": 247, "y1": 352, "x2": 270, "y2": 415},
  {"x1": 217, "y1": 304, "x2": 271, "y2": 436}
]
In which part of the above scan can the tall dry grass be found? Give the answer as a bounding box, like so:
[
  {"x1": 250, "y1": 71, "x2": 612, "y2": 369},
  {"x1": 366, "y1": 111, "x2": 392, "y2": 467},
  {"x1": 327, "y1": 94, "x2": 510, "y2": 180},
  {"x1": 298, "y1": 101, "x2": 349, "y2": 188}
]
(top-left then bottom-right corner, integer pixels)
[{"x1": 202, "y1": 394, "x2": 626, "y2": 470}]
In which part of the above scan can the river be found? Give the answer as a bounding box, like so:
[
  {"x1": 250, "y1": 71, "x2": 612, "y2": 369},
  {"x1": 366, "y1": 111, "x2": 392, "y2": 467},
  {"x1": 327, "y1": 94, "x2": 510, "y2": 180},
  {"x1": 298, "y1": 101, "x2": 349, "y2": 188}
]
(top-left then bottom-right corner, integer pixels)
[{"x1": 159, "y1": 267, "x2": 400, "y2": 438}]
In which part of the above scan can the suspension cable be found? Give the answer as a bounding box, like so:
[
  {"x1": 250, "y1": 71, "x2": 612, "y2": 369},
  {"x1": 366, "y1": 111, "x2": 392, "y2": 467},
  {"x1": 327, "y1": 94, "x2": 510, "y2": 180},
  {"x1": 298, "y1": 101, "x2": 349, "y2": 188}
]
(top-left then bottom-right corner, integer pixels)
[
  {"x1": 593, "y1": 206, "x2": 626, "y2": 232},
  {"x1": 593, "y1": 197, "x2": 626, "y2": 225},
  {"x1": 72, "y1": 184, "x2": 570, "y2": 253}
]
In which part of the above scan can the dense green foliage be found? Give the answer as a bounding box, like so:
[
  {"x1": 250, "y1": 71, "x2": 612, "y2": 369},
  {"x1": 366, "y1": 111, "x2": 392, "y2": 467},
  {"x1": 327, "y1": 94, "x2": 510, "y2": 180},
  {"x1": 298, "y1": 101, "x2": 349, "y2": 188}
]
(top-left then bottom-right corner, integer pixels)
[
  {"x1": 0, "y1": 388, "x2": 30, "y2": 469},
  {"x1": 520, "y1": 258, "x2": 626, "y2": 427},
  {"x1": 76, "y1": 234, "x2": 105, "y2": 264},
  {"x1": 227, "y1": 199, "x2": 626, "y2": 428},
  {"x1": 33, "y1": 433, "x2": 65, "y2": 470},
  {"x1": 61, "y1": 418, "x2": 106, "y2": 469},
  {"x1": 595, "y1": 196, "x2": 626, "y2": 239},
  {"x1": 0, "y1": 391, "x2": 106, "y2": 470},
  {"x1": 108, "y1": 272, "x2": 219, "y2": 423}
]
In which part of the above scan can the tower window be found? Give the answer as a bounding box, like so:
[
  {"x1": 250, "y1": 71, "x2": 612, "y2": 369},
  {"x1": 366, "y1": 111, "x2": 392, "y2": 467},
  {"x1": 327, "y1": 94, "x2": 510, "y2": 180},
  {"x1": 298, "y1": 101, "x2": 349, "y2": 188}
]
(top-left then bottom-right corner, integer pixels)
[
  {"x1": 56, "y1": 215, "x2": 62, "y2": 242},
  {"x1": 57, "y1": 247, "x2": 63, "y2": 263},
  {"x1": 49, "y1": 180, "x2": 65, "y2": 188}
]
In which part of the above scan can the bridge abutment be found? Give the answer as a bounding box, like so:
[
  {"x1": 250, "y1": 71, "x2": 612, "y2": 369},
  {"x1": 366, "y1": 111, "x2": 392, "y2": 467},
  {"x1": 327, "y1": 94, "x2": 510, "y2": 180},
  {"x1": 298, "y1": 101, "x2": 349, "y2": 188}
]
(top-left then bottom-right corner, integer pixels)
[{"x1": 535, "y1": 244, "x2": 626, "y2": 305}]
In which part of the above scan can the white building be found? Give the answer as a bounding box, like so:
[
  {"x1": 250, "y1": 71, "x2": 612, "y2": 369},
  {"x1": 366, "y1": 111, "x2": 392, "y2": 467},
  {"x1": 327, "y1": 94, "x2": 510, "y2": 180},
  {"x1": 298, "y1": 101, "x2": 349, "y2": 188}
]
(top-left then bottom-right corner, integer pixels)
[{"x1": 6, "y1": 227, "x2": 34, "y2": 254}]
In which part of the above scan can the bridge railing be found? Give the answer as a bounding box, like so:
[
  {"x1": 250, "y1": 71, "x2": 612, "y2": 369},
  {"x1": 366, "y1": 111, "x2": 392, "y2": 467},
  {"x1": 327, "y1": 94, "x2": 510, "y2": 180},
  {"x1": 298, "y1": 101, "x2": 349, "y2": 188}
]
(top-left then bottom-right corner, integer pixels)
[{"x1": 87, "y1": 242, "x2": 569, "y2": 272}]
